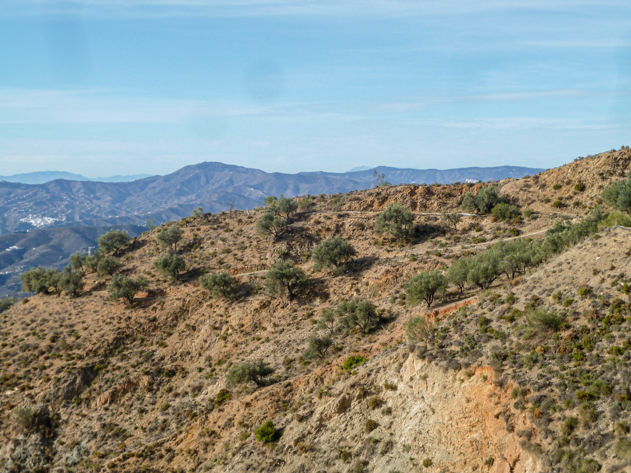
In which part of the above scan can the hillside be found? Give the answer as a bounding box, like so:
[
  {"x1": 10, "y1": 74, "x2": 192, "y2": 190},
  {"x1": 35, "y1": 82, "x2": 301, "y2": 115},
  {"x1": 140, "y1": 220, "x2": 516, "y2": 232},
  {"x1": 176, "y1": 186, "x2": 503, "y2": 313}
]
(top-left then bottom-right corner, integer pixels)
[
  {"x1": 1, "y1": 150, "x2": 630, "y2": 473},
  {"x1": 0, "y1": 225, "x2": 146, "y2": 297}
]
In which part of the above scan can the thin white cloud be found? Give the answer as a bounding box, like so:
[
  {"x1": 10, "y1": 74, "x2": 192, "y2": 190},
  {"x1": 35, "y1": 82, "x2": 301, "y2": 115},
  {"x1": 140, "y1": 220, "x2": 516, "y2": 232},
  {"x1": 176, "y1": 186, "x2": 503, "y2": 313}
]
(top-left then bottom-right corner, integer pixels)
[
  {"x1": 6, "y1": 0, "x2": 631, "y2": 18},
  {"x1": 441, "y1": 117, "x2": 623, "y2": 131}
]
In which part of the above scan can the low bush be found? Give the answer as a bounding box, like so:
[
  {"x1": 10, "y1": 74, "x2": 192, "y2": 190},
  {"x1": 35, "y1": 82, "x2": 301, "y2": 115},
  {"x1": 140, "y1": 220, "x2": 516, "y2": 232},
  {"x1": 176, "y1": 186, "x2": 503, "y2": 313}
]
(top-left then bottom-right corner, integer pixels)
[
  {"x1": 255, "y1": 420, "x2": 282, "y2": 443},
  {"x1": 343, "y1": 355, "x2": 367, "y2": 371}
]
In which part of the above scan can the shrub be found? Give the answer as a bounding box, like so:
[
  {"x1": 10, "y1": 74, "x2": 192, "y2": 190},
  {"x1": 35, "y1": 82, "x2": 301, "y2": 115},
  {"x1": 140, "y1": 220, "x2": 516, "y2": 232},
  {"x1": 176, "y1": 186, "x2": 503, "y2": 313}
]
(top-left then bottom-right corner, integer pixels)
[
  {"x1": 154, "y1": 254, "x2": 186, "y2": 281},
  {"x1": 318, "y1": 308, "x2": 337, "y2": 336},
  {"x1": 312, "y1": 237, "x2": 356, "y2": 273},
  {"x1": 199, "y1": 272, "x2": 238, "y2": 300},
  {"x1": 276, "y1": 196, "x2": 298, "y2": 221},
  {"x1": 227, "y1": 360, "x2": 274, "y2": 387},
  {"x1": 13, "y1": 405, "x2": 53, "y2": 434},
  {"x1": 255, "y1": 421, "x2": 282, "y2": 443},
  {"x1": 304, "y1": 335, "x2": 332, "y2": 360},
  {"x1": 375, "y1": 204, "x2": 415, "y2": 240},
  {"x1": 265, "y1": 260, "x2": 308, "y2": 300},
  {"x1": 491, "y1": 203, "x2": 521, "y2": 222},
  {"x1": 156, "y1": 225, "x2": 183, "y2": 252},
  {"x1": 343, "y1": 355, "x2": 367, "y2": 371},
  {"x1": 0, "y1": 297, "x2": 13, "y2": 313},
  {"x1": 108, "y1": 274, "x2": 148, "y2": 306},
  {"x1": 405, "y1": 271, "x2": 447, "y2": 308},
  {"x1": 256, "y1": 210, "x2": 288, "y2": 239},
  {"x1": 574, "y1": 182, "x2": 586, "y2": 192},
  {"x1": 406, "y1": 315, "x2": 431, "y2": 343},
  {"x1": 96, "y1": 256, "x2": 121, "y2": 277},
  {"x1": 602, "y1": 177, "x2": 631, "y2": 212},
  {"x1": 337, "y1": 298, "x2": 381, "y2": 334},
  {"x1": 98, "y1": 229, "x2": 130, "y2": 253},
  {"x1": 527, "y1": 308, "x2": 565, "y2": 332},
  {"x1": 441, "y1": 212, "x2": 461, "y2": 232}
]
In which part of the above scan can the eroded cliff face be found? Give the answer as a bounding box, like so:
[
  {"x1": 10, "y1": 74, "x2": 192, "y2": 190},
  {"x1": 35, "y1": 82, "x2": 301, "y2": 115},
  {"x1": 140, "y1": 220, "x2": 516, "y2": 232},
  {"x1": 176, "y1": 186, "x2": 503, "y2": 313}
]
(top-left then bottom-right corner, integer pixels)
[{"x1": 170, "y1": 350, "x2": 542, "y2": 473}]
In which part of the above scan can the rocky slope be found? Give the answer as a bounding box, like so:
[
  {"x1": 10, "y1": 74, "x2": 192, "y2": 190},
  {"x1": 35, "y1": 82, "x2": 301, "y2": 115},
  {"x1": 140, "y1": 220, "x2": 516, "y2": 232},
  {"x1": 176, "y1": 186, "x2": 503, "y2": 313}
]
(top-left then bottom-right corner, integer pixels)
[{"x1": 0, "y1": 149, "x2": 630, "y2": 473}]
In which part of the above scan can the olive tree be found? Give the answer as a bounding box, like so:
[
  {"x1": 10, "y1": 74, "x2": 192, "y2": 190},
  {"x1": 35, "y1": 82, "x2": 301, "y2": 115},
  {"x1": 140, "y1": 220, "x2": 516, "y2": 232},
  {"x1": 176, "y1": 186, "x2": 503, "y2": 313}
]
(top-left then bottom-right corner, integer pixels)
[
  {"x1": 312, "y1": 236, "x2": 356, "y2": 273},
  {"x1": 199, "y1": 272, "x2": 238, "y2": 300},
  {"x1": 156, "y1": 225, "x2": 183, "y2": 252},
  {"x1": 154, "y1": 254, "x2": 186, "y2": 281},
  {"x1": 108, "y1": 274, "x2": 148, "y2": 306},
  {"x1": 336, "y1": 298, "x2": 381, "y2": 334},
  {"x1": 256, "y1": 210, "x2": 287, "y2": 239},
  {"x1": 98, "y1": 229, "x2": 130, "y2": 253},
  {"x1": 405, "y1": 270, "x2": 447, "y2": 308},
  {"x1": 603, "y1": 177, "x2": 631, "y2": 213},
  {"x1": 265, "y1": 260, "x2": 307, "y2": 300},
  {"x1": 303, "y1": 335, "x2": 332, "y2": 360},
  {"x1": 375, "y1": 204, "x2": 414, "y2": 240}
]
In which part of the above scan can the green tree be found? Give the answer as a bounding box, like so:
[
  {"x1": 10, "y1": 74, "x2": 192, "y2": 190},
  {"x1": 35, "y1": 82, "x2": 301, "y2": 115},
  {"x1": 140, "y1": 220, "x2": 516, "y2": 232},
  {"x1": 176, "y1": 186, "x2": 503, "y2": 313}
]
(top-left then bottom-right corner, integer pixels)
[
  {"x1": 466, "y1": 252, "x2": 500, "y2": 289},
  {"x1": 603, "y1": 177, "x2": 631, "y2": 213},
  {"x1": 375, "y1": 204, "x2": 415, "y2": 240},
  {"x1": 312, "y1": 236, "x2": 356, "y2": 273},
  {"x1": 154, "y1": 254, "x2": 186, "y2": 281},
  {"x1": 96, "y1": 256, "x2": 121, "y2": 278},
  {"x1": 265, "y1": 260, "x2": 307, "y2": 300},
  {"x1": 227, "y1": 360, "x2": 274, "y2": 387},
  {"x1": 199, "y1": 272, "x2": 238, "y2": 300},
  {"x1": 98, "y1": 229, "x2": 130, "y2": 253},
  {"x1": 156, "y1": 225, "x2": 183, "y2": 252},
  {"x1": 447, "y1": 258, "x2": 471, "y2": 293},
  {"x1": 303, "y1": 335, "x2": 333, "y2": 360},
  {"x1": 441, "y1": 212, "x2": 461, "y2": 232},
  {"x1": 405, "y1": 270, "x2": 447, "y2": 308},
  {"x1": 460, "y1": 186, "x2": 503, "y2": 214},
  {"x1": 277, "y1": 196, "x2": 298, "y2": 221},
  {"x1": 491, "y1": 203, "x2": 521, "y2": 222},
  {"x1": 336, "y1": 298, "x2": 381, "y2": 334},
  {"x1": 70, "y1": 252, "x2": 87, "y2": 273},
  {"x1": 21, "y1": 267, "x2": 60, "y2": 294},
  {"x1": 58, "y1": 269, "x2": 84, "y2": 297},
  {"x1": 256, "y1": 210, "x2": 288, "y2": 239},
  {"x1": 108, "y1": 274, "x2": 148, "y2": 306}
]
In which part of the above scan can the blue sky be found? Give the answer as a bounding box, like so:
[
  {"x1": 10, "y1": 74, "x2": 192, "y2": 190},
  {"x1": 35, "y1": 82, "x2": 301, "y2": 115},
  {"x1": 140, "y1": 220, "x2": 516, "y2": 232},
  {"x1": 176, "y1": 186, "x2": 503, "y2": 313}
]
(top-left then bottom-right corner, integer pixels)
[{"x1": 1, "y1": 0, "x2": 630, "y2": 176}]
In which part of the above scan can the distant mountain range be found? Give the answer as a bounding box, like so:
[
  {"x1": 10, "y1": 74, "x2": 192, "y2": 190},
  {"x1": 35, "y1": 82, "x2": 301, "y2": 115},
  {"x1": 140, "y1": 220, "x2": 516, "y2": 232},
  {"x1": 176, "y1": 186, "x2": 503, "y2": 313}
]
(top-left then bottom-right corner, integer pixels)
[
  {"x1": 0, "y1": 171, "x2": 152, "y2": 185},
  {"x1": 0, "y1": 162, "x2": 542, "y2": 235},
  {"x1": 0, "y1": 161, "x2": 543, "y2": 297}
]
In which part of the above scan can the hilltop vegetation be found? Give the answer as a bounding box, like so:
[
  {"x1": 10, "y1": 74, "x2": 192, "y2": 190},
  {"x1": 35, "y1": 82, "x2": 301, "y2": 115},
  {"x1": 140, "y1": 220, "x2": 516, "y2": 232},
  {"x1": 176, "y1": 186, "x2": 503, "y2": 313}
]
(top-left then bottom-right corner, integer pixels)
[{"x1": 1, "y1": 148, "x2": 631, "y2": 473}]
